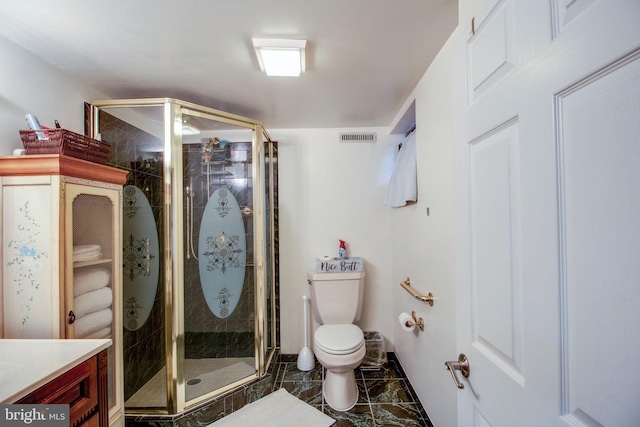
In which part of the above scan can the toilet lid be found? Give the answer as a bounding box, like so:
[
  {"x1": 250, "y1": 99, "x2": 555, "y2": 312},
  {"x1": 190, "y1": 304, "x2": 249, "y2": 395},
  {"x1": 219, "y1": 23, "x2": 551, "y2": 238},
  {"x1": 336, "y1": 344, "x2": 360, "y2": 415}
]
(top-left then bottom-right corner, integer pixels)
[{"x1": 314, "y1": 324, "x2": 364, "y2": 355}]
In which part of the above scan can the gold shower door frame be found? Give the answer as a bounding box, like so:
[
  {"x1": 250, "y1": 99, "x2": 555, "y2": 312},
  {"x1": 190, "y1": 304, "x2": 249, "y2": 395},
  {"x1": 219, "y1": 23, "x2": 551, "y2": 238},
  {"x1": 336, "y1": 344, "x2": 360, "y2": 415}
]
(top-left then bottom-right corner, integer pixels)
[{"x1": 89, "y1": 98, "x2": 277, "y2": 415}]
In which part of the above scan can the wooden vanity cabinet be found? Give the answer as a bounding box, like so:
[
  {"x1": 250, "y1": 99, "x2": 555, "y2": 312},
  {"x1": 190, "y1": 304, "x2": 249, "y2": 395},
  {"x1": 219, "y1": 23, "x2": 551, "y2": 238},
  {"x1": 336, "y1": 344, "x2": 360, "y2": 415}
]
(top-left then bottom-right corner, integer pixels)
[
  {"x1": 0, "y1": 154, "x2": 128, "y2": 426},
  {"x1": 17, "y1": 349, "x2": 109, "y2": 427}
]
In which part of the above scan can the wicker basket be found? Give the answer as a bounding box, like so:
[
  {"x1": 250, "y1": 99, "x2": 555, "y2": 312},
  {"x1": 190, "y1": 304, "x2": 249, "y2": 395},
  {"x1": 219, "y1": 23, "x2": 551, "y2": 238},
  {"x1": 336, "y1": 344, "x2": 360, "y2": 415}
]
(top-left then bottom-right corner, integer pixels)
[{"x1": 19, "y1": 129, "x2": 111, "y2": 164}]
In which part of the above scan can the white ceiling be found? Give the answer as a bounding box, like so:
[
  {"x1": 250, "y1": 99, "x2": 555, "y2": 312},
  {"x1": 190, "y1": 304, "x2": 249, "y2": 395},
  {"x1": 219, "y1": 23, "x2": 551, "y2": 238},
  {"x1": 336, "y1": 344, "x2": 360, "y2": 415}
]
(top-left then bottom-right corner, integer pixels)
[{"x1": 0, "y1": 0, "x2": 458, "y2": 130}]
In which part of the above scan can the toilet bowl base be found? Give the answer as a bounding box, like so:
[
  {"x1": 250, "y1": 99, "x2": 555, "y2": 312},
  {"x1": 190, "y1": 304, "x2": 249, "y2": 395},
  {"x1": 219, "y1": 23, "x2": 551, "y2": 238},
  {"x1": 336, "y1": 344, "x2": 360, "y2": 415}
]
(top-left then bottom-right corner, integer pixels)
[{"x1": 323, "y1": 369, "x2": 358, "y2": 412}]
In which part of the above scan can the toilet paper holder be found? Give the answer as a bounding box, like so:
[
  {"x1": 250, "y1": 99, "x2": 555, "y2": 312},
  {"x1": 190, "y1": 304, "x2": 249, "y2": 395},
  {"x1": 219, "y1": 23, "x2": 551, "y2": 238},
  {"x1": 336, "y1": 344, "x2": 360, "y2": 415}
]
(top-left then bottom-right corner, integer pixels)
[{"x1": 405, "y1": 310, "x2": 424, "y2": 331}]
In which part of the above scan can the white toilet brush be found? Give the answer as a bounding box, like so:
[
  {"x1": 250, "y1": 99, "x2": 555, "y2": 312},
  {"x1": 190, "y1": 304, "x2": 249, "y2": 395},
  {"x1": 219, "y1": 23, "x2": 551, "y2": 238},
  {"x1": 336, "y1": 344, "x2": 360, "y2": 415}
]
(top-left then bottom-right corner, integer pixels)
[{"x1": 297, "y1": 295, "x2": 315, "y2": 371}]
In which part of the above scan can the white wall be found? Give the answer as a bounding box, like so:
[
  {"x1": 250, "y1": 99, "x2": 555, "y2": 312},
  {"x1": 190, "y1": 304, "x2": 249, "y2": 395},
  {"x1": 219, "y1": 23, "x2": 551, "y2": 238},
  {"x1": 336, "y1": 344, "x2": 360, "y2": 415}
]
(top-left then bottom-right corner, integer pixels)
[
  {"x1": 272, "y1": 128, "x2": 401, "y2": 354},
  {"x1": 0, "y1": 36, "x2": 110, "y2": 155},
  {"x1": 389, "y1": 28, "x2": 461, "y2": 427}
]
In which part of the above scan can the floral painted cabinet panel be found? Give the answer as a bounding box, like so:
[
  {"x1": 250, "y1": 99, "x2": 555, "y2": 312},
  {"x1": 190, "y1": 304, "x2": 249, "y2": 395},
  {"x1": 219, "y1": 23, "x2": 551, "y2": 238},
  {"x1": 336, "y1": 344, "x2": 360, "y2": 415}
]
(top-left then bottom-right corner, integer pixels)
[
  {"x1": 0, "y1": 154, "x2": 128, "y2": 427},
  {"x1": 2, "y1": 175, "x2": 61, "y2": 338}
]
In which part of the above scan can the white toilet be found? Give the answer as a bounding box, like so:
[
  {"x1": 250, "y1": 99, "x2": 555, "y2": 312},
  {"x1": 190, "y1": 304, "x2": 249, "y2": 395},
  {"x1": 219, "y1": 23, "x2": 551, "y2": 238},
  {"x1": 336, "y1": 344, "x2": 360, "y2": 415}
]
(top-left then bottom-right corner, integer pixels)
[{"x1": 307, "y1": 270, "x2": 366, "y2": 411}]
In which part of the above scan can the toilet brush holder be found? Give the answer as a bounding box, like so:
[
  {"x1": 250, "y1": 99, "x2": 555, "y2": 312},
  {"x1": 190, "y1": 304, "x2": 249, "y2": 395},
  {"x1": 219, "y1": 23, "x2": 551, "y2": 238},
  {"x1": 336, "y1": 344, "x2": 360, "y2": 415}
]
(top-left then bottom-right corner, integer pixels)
[{"x1": 297, "y1": 295, "x2": 315, "y2": 371}]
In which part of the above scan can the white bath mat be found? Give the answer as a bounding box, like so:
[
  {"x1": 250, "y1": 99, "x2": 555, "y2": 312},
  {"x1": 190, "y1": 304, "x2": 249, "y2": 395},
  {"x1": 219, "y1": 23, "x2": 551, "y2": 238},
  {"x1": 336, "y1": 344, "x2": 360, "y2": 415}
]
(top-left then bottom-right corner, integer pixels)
[{"x1": 207, "y1": 388, "x2": 334, "y2": 427}]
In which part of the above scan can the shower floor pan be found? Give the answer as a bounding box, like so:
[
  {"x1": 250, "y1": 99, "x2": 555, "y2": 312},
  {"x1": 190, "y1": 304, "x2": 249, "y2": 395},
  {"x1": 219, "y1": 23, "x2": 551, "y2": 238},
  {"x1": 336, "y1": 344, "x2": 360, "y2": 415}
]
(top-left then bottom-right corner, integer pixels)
[{"x1": 125, "y1": 357, "x2": 255, "y2": 408}]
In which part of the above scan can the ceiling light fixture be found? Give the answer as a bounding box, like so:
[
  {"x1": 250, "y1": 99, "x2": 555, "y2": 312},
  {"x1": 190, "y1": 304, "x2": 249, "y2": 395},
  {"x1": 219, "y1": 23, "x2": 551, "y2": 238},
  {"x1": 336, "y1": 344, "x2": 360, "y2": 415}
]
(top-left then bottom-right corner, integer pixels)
[{"x1": 252, "y1": 38, "x2": 307, "y2": 77}]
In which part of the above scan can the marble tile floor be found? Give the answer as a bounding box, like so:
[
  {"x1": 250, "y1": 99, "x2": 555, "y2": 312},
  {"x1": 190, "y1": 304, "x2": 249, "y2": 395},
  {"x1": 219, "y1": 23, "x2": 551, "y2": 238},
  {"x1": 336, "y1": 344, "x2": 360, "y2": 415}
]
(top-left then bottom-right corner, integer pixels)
[{"x1": 274, "y1": 354, "x2": 434, "y2": 427}]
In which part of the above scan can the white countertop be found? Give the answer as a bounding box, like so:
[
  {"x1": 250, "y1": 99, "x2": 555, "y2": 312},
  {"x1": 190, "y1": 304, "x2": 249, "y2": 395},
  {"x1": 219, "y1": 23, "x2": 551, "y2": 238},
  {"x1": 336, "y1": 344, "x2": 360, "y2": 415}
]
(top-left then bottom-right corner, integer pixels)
[{"x1": 0, "y1": 338, "x2": 111, "y2": 403}]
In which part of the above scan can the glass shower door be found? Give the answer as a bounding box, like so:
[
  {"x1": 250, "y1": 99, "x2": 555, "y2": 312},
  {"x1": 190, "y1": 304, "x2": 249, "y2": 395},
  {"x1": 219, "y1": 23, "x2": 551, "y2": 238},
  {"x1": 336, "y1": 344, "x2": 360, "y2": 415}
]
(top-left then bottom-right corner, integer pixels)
[
  {"x1": 182, "y1": 122, "x2": 257, "y2": 404},
  {"x1": 89, "y1": 98, "x2": 277, "y2": 416}
]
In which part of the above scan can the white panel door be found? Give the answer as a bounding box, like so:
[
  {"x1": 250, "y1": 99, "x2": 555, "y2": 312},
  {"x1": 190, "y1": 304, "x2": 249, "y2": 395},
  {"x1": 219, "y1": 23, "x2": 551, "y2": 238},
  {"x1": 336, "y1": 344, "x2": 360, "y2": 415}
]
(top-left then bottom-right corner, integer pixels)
[{"x1": 454, "y1": 0, "x2": 640, "y2": 426}]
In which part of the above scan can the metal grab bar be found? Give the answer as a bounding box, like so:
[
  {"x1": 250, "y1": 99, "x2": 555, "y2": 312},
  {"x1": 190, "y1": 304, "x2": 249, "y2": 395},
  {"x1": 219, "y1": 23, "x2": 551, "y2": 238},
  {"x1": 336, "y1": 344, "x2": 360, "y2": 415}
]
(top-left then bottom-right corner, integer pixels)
[{"x1": 400, "y1": 277, "x2": 435, "y2": 306}]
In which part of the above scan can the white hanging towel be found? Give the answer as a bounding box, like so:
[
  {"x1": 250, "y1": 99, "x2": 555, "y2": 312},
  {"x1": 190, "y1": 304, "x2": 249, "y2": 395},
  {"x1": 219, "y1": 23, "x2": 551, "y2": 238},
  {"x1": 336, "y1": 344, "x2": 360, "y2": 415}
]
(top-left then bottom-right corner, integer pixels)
[{"x1": 384, "y1": 131, "x2": 417, "y2": 207}]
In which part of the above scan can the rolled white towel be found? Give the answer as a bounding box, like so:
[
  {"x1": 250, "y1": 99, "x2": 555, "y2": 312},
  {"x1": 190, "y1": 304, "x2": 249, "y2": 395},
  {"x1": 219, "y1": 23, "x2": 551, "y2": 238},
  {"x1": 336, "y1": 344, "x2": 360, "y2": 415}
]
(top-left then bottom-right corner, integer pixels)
[
  {"x1": 74, "y1": 250, "x2": 103, "y2": 262},
  {"x1": 83, "y1": 326, "x2": 112, "y2": 339},
  {"x1": 75, "y1": 254, "x2": 102, "y2": 262},
  {"x1": 73, "y1": 244, "x2": 102, "y2": 255},
  {"x1": 74, "y1": 308, "x2": 112, "y2": 338},
  {"x1": 74, "y1": 267, "x2": 111, "y2": 297},
  {"x1": 73, "y1": 287, "x2": 112, "y2": 318}
]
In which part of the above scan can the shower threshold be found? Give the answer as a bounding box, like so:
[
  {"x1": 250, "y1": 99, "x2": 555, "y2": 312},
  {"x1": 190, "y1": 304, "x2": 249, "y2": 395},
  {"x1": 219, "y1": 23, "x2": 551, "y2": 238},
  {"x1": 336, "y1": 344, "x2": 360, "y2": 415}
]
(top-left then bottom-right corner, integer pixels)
[{"x1": 125, "y1": 357, "x2": 255, "y2": 408}]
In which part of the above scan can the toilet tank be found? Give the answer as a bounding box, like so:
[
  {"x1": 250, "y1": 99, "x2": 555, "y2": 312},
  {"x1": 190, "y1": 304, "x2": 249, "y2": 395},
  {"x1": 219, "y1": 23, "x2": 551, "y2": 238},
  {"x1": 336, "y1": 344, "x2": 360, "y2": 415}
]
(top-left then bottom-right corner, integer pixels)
[{"x1": 307, "y1": 271, "x2": 365, "y2": 324}]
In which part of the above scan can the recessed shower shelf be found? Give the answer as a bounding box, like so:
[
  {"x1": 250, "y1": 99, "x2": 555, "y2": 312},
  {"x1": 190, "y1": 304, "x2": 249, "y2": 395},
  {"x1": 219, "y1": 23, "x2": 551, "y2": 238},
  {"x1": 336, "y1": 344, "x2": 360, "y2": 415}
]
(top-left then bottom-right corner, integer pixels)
[{"x1": 203, "y1": 160, "x2": 232, "y2": 166}]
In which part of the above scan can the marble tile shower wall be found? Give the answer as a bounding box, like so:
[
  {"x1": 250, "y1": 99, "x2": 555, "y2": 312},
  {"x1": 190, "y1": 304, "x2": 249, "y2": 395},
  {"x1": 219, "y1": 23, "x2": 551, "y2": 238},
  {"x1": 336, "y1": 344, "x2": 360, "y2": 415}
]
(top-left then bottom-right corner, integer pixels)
[
  {"x1": 100, "y1": 111, "x2": 166, "y2": 401},
  {"x1": 267, "y1": 142, "x2": 280, "y2": 354}
]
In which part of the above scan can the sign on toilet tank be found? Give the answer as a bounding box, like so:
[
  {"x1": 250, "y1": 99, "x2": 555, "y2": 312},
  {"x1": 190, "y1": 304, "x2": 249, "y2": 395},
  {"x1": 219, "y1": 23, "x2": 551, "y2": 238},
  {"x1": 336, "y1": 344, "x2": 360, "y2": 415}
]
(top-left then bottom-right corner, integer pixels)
[{"x1": 316, "y1": 257, "x2": 364, "y2": 273}]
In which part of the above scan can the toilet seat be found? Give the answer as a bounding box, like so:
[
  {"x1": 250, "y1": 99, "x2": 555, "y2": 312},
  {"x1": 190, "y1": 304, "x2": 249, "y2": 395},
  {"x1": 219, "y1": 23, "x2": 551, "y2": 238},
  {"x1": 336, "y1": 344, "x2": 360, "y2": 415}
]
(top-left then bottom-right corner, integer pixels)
[{"x1": 314, "y1": 324, "x2": 364, "y2": 355}]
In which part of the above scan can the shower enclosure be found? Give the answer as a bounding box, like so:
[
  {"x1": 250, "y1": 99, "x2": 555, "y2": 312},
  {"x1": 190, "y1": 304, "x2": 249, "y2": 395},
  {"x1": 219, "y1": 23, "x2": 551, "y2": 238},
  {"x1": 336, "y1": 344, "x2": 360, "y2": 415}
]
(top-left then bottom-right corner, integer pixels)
[{"x1": 87, "y1": 98, "x2": 278, "y2": 415}]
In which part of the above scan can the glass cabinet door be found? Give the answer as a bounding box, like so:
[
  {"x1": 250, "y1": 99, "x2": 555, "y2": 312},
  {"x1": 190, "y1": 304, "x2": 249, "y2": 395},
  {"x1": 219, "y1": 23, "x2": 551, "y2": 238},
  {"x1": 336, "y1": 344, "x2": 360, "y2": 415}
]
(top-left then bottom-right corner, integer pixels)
[{"x1": 65, "y1": 182, "x2": 123, "y2": 423}]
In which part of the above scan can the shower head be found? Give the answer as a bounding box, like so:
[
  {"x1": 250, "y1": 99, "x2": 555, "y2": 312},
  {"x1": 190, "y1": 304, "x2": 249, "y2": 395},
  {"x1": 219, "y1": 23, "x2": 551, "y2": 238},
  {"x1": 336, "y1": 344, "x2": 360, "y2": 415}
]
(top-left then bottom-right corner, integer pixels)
[
  {"x1": 201, "y1": 137, "x2": 230, "y2": 162},
  {"x1": 200, "y1": 136, "x2": 229, "y2": 163},
  {"x1": 201, "y1": 138, "x2": 214, "y2": 162},
  {"x1": 202, "y1": 137, "x2": 229, "y2": 149}
]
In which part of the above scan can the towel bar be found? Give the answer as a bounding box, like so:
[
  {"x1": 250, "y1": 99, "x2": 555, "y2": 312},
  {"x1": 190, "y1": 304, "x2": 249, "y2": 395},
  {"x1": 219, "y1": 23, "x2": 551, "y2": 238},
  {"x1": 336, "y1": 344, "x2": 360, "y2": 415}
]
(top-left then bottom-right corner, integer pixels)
[{"x1": 400, "y1": 277, "x2": 434, "y2": 306}]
